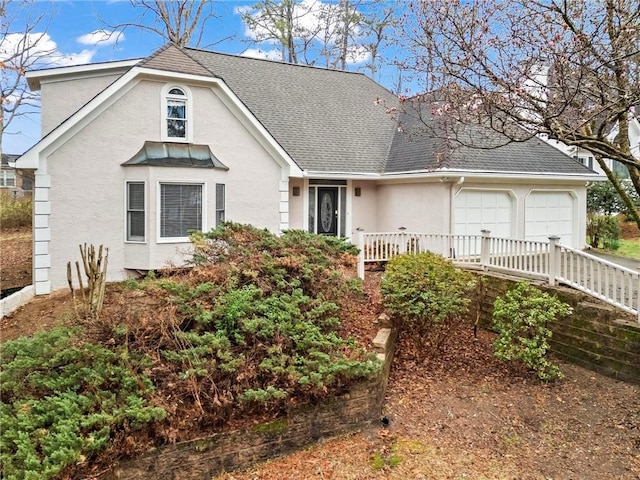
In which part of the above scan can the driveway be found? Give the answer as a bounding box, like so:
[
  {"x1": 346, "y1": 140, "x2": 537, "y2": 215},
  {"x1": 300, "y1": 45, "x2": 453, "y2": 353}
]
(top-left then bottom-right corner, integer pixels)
[{"x1": 586, "y1": 249, "x2": 640, "y2": 271}]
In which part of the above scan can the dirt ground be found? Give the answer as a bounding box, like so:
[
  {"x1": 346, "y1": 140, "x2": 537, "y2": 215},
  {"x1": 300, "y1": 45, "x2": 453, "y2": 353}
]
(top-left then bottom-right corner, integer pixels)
[
  {"x1": 214, "y1": 324, "x2": 640, "y2": 480},
  {"x1": 1, "y1": 229, "x2": 640, "y2": 479},
  {"x1": 618, "y1": 216, "x2": 640, "y2": 239},
  {"x1": 0, "y1": 227, "x2": 32, "y2": 291}
]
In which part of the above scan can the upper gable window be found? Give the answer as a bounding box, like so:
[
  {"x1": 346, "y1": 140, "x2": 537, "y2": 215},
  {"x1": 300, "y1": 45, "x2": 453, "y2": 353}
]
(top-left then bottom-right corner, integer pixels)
[{"x1": 163, "y1": 85, "x2": 192, "y2": 141}]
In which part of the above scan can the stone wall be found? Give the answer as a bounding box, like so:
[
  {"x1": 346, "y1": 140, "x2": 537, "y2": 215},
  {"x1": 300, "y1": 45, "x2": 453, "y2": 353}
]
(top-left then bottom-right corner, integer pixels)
[
  {"x1": 103, "y1": 328, "x2": 397, "y2": 480},
  {"x1": 471, "y1": 272, "x2": 640, "y2": 384}
]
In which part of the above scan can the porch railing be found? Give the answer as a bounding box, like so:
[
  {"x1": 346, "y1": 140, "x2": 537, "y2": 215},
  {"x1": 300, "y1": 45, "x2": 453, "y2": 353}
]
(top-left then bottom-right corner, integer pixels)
[{"x1": 357, "y1": 230, "x2": 640, "y2": 322}]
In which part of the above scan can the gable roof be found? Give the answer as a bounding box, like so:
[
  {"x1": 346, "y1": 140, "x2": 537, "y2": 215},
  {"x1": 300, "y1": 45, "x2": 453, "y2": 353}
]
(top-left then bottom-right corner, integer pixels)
[
  {"x1": 181, "y1": 46, "x2": 397, "y2": 175},
  {"x1": 17, "y1": 44, "x2": 596, "y2": 179}
]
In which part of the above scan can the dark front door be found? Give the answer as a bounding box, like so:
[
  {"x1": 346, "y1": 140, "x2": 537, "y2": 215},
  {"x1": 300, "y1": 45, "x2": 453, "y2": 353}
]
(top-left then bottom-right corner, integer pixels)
[{"x1": 317, "y1": 187, "x2": 338, "y2": 235}]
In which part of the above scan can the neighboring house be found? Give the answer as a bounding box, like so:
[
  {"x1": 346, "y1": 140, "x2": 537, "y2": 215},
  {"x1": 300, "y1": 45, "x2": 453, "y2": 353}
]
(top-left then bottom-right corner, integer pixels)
[
  {"x1": 1, "y1": 153, "x2": 32, "y2": 195},
  {"x1": 14, "y1": 44, "x2": 600, "y2": 296},
  {"x1": 542, "y1": 117, "x2": 640, "y2": 179}
]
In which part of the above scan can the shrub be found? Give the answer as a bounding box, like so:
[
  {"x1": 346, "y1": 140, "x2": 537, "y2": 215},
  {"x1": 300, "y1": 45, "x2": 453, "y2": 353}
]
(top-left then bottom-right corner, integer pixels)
[
  {"x1": 143, "y1": 224, "x2": 380, "y2": 419},
  {"x1": 0, "y1": 328, "x2": 165, "y2": 480},
  {"x1": 381, "y1": 252, "x2": 477, "y2": 355},
  {"x1": 0, "y1": 190, "x2": 32, "y2": 228},
  {"x1": 587, "y1": 213, "x2": 619, "y2": 248},
  {"x1": 492, "y1": 282, "x2": 572, "y2": 381}
]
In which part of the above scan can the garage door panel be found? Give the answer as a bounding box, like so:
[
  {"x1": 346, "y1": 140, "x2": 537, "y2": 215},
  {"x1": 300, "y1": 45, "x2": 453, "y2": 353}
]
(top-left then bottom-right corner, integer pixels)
[
  {"x1": 455, "y1": 190, "x2": 513, "y2": 238},
  {"x1": 525, "y1": 192, "x2": 574, "y2": 245}
]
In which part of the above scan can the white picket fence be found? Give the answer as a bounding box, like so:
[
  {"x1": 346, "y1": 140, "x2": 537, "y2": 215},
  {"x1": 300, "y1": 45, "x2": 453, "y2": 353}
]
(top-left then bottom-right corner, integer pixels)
[{"x1": 357, "y1": 230, "x2": 640, "y2": 322}]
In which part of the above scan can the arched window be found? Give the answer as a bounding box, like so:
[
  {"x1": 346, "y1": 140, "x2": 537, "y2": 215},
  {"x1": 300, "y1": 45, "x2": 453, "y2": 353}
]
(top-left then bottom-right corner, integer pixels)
[{"x1": 163, "y1": 86, "x2": 191, "y2": 140}]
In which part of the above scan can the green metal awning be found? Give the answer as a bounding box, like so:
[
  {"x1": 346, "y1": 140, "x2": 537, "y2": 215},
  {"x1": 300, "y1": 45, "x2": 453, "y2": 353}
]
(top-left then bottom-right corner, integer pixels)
[{"x1": 122, "y1": 141, "x2": 228, "y2": 169}]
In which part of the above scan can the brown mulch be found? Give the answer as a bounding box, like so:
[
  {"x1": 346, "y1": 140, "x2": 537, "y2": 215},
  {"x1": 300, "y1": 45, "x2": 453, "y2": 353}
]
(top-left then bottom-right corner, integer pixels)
[{"x1": 619, "y1": 216, "x2": 640, "y2": 239}]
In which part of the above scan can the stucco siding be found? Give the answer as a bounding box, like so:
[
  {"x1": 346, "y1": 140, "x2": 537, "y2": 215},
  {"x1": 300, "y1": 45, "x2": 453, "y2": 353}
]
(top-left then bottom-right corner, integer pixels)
[
  {"x1": 45, "y1": 79, "x2": 285, "y2": 290},
  {"x1": 40, "y1": 74, "x2": 123, "y2": 135},
  {"x1": 288, "y1": 179, "x2": 304, "y2": 230},
  {"x1": 351, "y1": 181, "x2": 379, "y2": 234},
  {"x1": 375, "y1": 182, "x2": 451, "y2": 233}
]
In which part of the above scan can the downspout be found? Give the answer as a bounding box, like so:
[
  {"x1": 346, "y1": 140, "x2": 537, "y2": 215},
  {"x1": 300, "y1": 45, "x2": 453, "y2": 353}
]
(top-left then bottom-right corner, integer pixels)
[{"x1": 449, "y1": 177, "x2": 465, "y2": 234}]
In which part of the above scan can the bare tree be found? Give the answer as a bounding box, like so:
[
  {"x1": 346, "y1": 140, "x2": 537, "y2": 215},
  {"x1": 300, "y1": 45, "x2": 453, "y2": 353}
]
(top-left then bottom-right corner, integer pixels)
[
  {"x1": 0, "y1": 0, "x2": 55, "y2": 156},
  {"x1": 399, "y1": 0, "x2": 640, "y2": 225},
  {"x1": 100, "y1": 0, "x2": 222, "y2": 48},
  {"x1": 240, "y1": 0, "x2": 323, "y2": 64},
  {"x1": 240, "y1": 0, "x2": 395, "y2": 73},
  {"x1": 359, "y1": 4, "x2": 395, "y2": 79}
]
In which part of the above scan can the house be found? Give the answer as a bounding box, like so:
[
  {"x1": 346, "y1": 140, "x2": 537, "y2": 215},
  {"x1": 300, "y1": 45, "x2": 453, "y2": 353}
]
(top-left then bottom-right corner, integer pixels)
[
  {"x1": 1, "y1": 153, "x2": 33, "y2": 195},
  {"x1": 542, "y1": 121, "x2": 640, "y2": 179},
  {"x1": 14, "y1": 44, "x2": 600, "y2": 296}
]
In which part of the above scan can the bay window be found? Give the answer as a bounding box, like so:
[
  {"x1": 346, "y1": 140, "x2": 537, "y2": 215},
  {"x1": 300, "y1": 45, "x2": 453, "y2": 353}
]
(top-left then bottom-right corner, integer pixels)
[{"x1": 160, "y1": 183, "x2": 203, "y2": 240}]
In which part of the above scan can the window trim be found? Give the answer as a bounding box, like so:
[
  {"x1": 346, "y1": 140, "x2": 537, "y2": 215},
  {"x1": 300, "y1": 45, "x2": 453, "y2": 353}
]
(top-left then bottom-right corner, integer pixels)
[
  {"x1": 156, "y1": 181, "x2": 206, "y2": 243},
  {"x1": 161, "y1": 84, "x2": 193, "y2": 142},
  {"x1": 0, "y1": 169, "x2": 17, "y2": 187},
  {"x1": 215, "y1": 183, "x2": 225, "y2": 227},
  {"x1": 125, "y1": 181, "x2": 146, "y2": 243}
]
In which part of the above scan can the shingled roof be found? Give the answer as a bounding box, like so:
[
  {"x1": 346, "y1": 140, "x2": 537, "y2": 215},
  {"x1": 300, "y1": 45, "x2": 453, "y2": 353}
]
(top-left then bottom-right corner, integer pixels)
[
  {"x1": 139, "y1": 45, "x2": 592, "y2": 177},
  {"x1": 386, "y1": 105, "x2": 594, "y2": 175},
  {"x1": 179, "y1": 46, "x2": 397, "y2": 174}
]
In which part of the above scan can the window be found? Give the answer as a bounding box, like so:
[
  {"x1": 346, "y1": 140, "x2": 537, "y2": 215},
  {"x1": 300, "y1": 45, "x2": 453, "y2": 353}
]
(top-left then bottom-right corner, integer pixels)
[
  {"x1": 166, "y1": 87, "x2": 187, "y2": 139},
  {"x1": 126, "y1": 182, "x2": 145, "y2": 242},
  {"x1": 0, "y1": 170, "x2": 16, "y2": 187},
  {"x1": 215, "y1": 183, "x2": 225, "y2": 227},
  {"x1": 160, "y1": 183, "x2": 202, "y2": 239}
]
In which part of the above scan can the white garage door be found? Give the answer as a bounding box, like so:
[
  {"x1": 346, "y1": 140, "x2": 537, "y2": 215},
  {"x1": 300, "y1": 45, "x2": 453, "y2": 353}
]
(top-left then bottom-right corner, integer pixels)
[
  {"x1": 525, "y1": 192, "x2": 574, "y2": 245},
  {"x1": 454, "y1": 190, "x2": 514, "y2": 238}
]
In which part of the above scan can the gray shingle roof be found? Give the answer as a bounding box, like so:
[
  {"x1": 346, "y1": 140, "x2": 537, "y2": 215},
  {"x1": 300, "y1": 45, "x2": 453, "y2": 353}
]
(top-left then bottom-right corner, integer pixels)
[
  {"x1": 182, "y1": 47, "x2": 398, "y2": 174},
  {"x1": 1, "y1": 154, "x2": 19, "y2": 167},
  {"x1": 386, "y1": 103, "x2": 593, "y2": 175},
  {"x1": 142, "y1": 45, "x2": 592, "y2": 177}
]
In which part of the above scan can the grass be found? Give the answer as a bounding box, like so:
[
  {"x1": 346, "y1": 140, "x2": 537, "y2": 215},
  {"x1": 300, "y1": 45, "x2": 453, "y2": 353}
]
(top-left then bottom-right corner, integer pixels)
[
  {"x1": 0, "y1": 191, "x2": 32, "y2": 228},
  {"x1": 612, "y1": 239, "x2": 640, "y2": 259}
]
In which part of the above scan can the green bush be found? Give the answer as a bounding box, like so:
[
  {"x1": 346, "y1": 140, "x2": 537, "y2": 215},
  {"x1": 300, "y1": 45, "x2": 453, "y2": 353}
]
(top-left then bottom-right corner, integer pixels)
[
  {"x1": 380, "y1": 252, "x2": 477, "y2": 354},
  {"x1": 0, "y1": 328, "x2": 166, "y2": 480},
  {"x1": 492, "y1": 282, "x2": 572, "y2": 381},
  {"x1": 153, "y1": 224, "x2": 380, "y2": 412},
  {"x1": 0, "y1": 191, "x2": 32, "y2": 228},
  {"x1": 587, "y1": 213, "x2": 619, "y2": 249}
]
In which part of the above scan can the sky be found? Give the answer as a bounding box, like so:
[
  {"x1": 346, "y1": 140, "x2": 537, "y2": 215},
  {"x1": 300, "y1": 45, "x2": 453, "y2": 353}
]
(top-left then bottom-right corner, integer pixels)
[{"x1": 2, "y1": 0, "x2": 405, "y2": 155}]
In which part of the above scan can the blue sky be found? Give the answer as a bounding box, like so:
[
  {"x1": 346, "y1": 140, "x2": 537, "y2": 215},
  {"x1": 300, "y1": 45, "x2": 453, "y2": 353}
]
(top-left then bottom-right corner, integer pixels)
[{"x1": 2, "y1": 0, "x2": 404, "y2": 154}]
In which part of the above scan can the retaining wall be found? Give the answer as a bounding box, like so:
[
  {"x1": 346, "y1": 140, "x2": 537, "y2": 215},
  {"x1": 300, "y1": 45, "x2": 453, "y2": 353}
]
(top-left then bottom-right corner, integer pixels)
[
  {"x1": 472, "y1": 272, "x2": 640, "y2": 384},
  {"x1": 103, "y1": 328, "x2": 397, "y2": 479}
]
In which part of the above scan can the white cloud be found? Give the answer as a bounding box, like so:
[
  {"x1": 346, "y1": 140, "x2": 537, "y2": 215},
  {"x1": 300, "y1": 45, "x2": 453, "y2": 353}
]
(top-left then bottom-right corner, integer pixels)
[
  {"x1": 0, "y1": 32, "x2": 97, "y2": 68},
  {"x1": 77, "y1": 30, "x2": 124, "y2": 47},
  {"x1": 241, "y1": 48, "x2": 283, "y2": 62}
]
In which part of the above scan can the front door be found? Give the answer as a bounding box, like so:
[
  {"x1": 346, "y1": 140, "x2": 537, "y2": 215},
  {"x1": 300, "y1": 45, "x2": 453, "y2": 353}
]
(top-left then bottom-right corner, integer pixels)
[{"x1": 317, "y1": 187, "x2": 338, "y2": 235}]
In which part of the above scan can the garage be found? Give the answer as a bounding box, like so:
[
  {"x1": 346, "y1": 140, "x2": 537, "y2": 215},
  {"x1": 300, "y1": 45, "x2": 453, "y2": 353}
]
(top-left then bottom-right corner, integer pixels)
[
  {"x1": 525, "y1": 191, "x2": 574, "y2": 245},
  {"x1": 454, "y1": 189, "x2": 514, "y2": 238}
]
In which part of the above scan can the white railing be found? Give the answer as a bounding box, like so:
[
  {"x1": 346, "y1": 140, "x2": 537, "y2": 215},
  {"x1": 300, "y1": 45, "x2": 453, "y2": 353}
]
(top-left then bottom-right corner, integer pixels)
[
  {"x1": 554, "y1": 243, "x2": 640, "y2": 317},
  {"x1": 357, "y1": 231, "x2": 640, "y2": 322}
]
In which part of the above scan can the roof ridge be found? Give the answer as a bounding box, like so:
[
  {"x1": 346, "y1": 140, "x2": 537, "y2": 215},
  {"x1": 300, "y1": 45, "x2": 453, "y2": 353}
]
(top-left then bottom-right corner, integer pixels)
[
  {"x1": 183, "y1": 46, "x2": 371, "y2": 78},
  {"x1": 138, "y1": 43, "x2": 174, "y2": 67}
]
